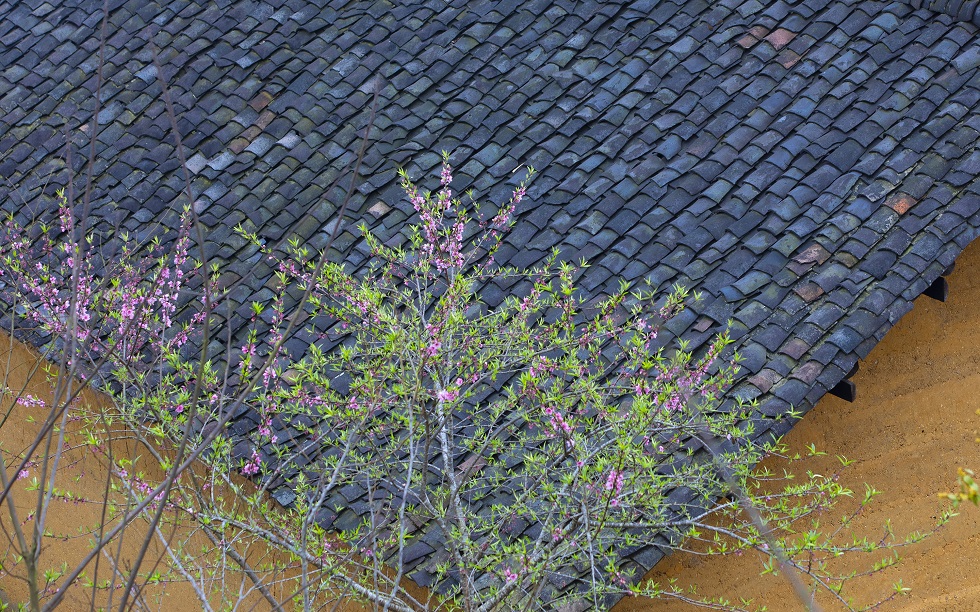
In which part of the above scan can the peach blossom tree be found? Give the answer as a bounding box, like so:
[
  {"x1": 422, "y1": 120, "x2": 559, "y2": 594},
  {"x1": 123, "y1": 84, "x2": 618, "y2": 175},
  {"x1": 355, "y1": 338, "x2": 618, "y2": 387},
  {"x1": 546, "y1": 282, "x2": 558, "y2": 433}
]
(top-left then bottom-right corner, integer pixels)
[{"x1": 0, "y1": 157, "x2": 948, "y2": 611}]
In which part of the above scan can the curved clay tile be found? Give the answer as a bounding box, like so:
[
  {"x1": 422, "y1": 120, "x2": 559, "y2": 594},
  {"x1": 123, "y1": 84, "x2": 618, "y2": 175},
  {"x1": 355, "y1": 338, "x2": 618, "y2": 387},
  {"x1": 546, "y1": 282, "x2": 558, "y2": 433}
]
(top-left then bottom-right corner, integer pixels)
[{"x1": 907, "y1": 0, "x2": 980, "y2": 26}]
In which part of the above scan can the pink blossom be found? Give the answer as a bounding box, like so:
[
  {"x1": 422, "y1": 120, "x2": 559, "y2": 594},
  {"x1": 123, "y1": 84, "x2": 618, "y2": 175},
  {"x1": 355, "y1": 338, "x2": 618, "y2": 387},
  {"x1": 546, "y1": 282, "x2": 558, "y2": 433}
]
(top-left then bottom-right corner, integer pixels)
[
  {"x1": 424, "y1": 339, "x2": 441, "y2": 357},
  {"x1": 16, "y1": 395, "x2": 45, "y2": 408},
  {"x1": 436, "y1": 388, "x2": 458, "y2": 403},
  {"x1": 605, "y1": 469, "x2": 625, "y2": 496},
  {"x1": 241, "y1": 449, "x2": 262, "y2": 476}
]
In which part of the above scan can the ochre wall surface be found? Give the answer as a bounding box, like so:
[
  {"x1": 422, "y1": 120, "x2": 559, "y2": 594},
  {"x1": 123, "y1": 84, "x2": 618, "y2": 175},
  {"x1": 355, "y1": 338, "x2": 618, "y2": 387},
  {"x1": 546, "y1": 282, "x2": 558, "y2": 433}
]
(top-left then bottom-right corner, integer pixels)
[
  {"x1": 621, "y1": 237, "x2": 980, "y2": 610},
  {"x1": 0, "y1": 334, "x2": 232, "y2": 609}
]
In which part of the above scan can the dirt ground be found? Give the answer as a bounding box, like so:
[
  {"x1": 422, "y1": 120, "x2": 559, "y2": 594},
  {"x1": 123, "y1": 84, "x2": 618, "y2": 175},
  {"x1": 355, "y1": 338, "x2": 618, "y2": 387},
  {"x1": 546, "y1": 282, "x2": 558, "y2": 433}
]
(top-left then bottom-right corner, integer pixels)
[
  {"x1": 3, "y1": 233, "x2": 980, "y2": 609},
  {"x1": 617, "y1": 238, "x2": 980, "y2": 611}
]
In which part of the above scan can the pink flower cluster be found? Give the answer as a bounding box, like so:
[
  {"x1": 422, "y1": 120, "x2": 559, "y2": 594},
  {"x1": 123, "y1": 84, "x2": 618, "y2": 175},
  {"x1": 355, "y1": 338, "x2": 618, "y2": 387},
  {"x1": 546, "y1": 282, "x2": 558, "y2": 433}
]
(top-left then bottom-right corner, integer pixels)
[
  {"x1": 603, "y1": 469, "x2": 626, "y2": 507},
  {"x1": 241, "y1": 448, "x2": 262, "y2": 476},
  {"x1": 15, "y1": 394, "x2": 46, "y2": 408},
  {"x1": 257, "y1": 417, "x2": 278, "y2": 444},
  {"x1": 403, "y1": 163, "x2": 465, "y2": 272},
  {"x1": 543, "y1": 405, "x2": 573, "y2": 444},
  {"x1": 436, "y1": 387, "x2": 459, "y2": 403},
  {"x1": 528, "y1": 356, "x2": 554, "y2": 378},
  {"x1": 115, "y1": 217, "x2": 190, "y2": 350}
]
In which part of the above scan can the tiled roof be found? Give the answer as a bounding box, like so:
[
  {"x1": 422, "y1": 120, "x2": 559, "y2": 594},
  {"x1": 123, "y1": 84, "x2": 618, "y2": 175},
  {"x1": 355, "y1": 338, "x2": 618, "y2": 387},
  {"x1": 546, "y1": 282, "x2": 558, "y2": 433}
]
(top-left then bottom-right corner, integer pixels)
[
  {"x1": 911, "y1": 0, "x2": 980, "y2": 26},
  {"x1": 3, "y1": 0, "x2": 980, "y2": 605}
]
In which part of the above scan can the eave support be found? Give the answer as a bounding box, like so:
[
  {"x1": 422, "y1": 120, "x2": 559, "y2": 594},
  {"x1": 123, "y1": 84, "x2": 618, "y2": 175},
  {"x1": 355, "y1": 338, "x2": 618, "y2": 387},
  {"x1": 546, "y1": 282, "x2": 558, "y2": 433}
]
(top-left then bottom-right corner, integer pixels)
[
  {"x1": 829, "y1": 362, "x2": 859, "y2": 402},
  {"x1": 923, "y1": 276, "x2": 949, "y2": 302},
  {"x1": 829, "y1": 379, "x2": 857, "y2": 402}
]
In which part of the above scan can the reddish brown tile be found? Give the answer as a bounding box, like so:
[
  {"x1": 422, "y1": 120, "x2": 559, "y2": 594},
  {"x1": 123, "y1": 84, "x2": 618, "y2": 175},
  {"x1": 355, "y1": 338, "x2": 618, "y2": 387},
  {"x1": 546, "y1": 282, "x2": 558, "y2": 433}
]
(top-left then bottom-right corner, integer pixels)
[
  {"x1": 787, "y1": 260, "x2": 814, "y2": 276},
  {"x1": 794, "y1": 281, "x2": 825, "y2": 302},
  {"x1": 255, "y1": 109, "x2": 276, "y2": 130},
  {"x1": 249, "y1": 91, "x2": 274, "y2": 112},
  {"x1": 748, "y1": 368, "x2": 780, "y2": 393},
  {"x1": 792, "y1": 360, "x2": 822, "y2": 384},
  {"x1": 885, "y1": 192, "x2": 916, "y2": 215},
  {"x1": 228, "y1": 138, "x2": 249, "y2": 154},
  {"x1": 458, "y1": 454, "x2": 486, "y2": 475},
  {"x1": 693, "y1": 316, "x2": 714, "y2": 332},
  {"x1": 240, "y1": 125, "x2": 261, "y2": 141},
  {"x1": 765, "y1": 28, "x2": 797, "y2": 50},
  {"x1": 793, "y1": 244, "x2": 831, "y2": 265},
  {"x1": 780, "y1": 337, "x2": 811, "y2": 360}
]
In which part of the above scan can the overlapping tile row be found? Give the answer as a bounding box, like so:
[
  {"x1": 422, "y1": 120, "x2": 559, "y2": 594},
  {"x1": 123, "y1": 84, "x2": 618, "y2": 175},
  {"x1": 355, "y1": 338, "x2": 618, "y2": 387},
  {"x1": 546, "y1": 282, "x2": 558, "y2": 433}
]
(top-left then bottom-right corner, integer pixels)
[
  {"x1": 3, "y1": 0, "x2": 980, "y2": 604},
  {"x1": 906, "y1": 0, "x2": 980, "y2": 27}
]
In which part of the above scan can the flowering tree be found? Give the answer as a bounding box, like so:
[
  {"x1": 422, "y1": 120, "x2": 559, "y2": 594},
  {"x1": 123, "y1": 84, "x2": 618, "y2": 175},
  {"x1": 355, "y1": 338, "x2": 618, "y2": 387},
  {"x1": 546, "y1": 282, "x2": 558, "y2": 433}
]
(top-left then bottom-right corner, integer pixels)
[
  {"x1": 0, "y1": 156, "x2": 950, "y2": 611},
  {"x1": 233, "y1": 156, "x2": 757, "y2": 610}
]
